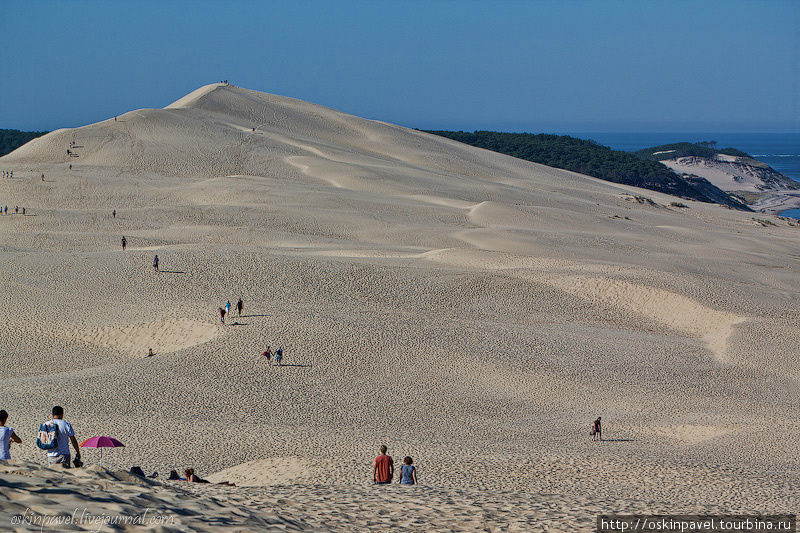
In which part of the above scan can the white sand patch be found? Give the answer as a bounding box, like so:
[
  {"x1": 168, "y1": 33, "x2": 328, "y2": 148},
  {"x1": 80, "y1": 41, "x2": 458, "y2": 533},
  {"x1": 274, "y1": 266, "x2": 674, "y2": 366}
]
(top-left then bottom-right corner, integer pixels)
[
  {"x1": 549, "y1": 276, "x2": 744, "y2": 362},
  {"x1": 653, "y1": 424, "x2": 731, "y2": 444},
  {"x1": 207, "y1": 457, "x2": 320, "y2": 486},
  {"x1": 73, "y1": 318, "x2": 219, "y2": 356}
]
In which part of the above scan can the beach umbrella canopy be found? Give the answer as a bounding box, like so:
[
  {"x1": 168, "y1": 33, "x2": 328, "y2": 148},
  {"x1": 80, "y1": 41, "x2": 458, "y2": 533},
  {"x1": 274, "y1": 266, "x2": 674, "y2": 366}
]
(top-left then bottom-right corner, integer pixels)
[{"x1": 80, "y1": 436, "x2": 125, "y2": 467}]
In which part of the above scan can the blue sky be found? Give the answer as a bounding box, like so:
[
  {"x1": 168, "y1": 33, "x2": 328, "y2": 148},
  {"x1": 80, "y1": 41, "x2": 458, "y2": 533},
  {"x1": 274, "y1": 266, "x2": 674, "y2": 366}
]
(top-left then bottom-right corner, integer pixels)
[{"x1": 1, "y1": 1, "x2": 797, "y2": 132}]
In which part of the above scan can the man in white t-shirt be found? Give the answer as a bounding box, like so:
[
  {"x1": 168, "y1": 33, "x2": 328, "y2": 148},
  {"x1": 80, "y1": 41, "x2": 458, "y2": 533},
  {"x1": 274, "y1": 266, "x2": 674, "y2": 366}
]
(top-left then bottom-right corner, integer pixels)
[{"x1": 47, "y1": 406, "x2": 81, "y2": 468}]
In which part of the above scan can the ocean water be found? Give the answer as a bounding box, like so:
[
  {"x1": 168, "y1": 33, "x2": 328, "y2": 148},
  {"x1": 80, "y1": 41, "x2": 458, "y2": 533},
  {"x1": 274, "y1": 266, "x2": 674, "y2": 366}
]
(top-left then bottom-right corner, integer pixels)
[{"x1": 564, "y1": 132, "x2": 800, "y2": 182}]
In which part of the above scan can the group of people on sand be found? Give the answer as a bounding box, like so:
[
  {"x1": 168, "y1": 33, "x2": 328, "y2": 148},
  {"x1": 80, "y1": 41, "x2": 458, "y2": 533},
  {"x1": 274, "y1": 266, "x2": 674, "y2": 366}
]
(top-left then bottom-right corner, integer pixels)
[
  {"x1": 261, "y1": 345, "x2": 285, "y2": 365},
  {"x1": 127, "y1": 466, "x2": 229, "y2": 484},
  {"x1": 1, "y1": 206, "x2": 25, "y2": 215},
  {"x1": 0, "y1": 406, "x2": 82, "y2": 467},
  {"x1": 0, "y1": 406, "x2": 227, "y2": 485},
  {"x1": 373, "y1": 445, "x2": 418, "y2": 485},
  {"x1": 2, "y1": 171, "x2": 14, "y2": 178},
  {"x1": 219, "y1": 298, "x2": 243, "y2": 323}
]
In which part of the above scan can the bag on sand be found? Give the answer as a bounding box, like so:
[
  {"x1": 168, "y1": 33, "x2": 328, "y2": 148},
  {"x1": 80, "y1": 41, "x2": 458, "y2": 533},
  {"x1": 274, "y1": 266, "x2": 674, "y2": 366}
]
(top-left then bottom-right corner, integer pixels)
[{"x1": 36, "y1": 422, "x2": 58, "y2": 450}]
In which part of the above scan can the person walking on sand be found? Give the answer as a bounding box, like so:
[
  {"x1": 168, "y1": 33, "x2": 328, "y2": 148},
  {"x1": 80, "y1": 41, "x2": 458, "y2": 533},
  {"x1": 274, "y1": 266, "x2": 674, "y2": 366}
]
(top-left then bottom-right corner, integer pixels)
[
  {"x1": 236, "y1": 298, "x2": 243, "y2": 317},
  {"x1": 399, "y1": 456, "x2": 417, "y2": 485},
  {"x1": 263, "y1": 346, "x2": 272, "y2": 364},
  {"x1": 153, "y1": 255, "x2": 159, "y2": 272},
  {"x1": 219, "y1": 307, "x2": 226, "y2": 324},
  {"x1": 225, "y1": 300, "x2": 232, "y2": 318},
  {"x1": 591, "y1": 416, "x2": 602, "y2": 442},
  {"x1": 0, "y1": 410, "x2": 22, "y2": 461},
  {"x1": 275, "y1": 347, "x2": 283, "y2": 366},
  {"x1": 121, "y1": 236, "x2": 126, "y2": 251},
  {"x1": 45, "y1": 406, "x2": 81, "y2": 468},
  {"x1": 373, "y1": 445, "x2": 394, "y2": 484},
  {"x1": 112, "y1": 209, "x2": 116, "y2": 218}
]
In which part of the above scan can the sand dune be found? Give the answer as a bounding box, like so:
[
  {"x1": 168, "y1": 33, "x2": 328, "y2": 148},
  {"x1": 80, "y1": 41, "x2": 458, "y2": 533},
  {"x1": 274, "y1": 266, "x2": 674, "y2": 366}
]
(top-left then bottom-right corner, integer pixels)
[
  {"x1": 1, "y1": 83, "x2": 799, "y2": 530},
  {"x1": 73, "y1": 318, "x2": 220, "y2": 356}
]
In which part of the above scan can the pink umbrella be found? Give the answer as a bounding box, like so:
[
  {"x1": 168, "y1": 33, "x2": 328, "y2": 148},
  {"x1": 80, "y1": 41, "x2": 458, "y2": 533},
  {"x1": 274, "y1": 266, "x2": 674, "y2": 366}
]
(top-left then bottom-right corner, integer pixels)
[{"x1": 80, "y1": 436, "x2": 125, "y2": 467}]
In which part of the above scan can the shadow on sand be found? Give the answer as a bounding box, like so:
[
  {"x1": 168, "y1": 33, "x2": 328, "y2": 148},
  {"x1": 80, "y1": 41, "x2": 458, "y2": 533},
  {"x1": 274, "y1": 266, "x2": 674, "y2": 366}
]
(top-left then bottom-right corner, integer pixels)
[
  {"x1": 158, "y1": 270, "x2": 186, "y2": 274},
  {"x1": 275, "y1": 363, "x2": 313, "y2": 368},
  {"x1": 241, "y1": 314, "x2": 270, "y2": 318}
]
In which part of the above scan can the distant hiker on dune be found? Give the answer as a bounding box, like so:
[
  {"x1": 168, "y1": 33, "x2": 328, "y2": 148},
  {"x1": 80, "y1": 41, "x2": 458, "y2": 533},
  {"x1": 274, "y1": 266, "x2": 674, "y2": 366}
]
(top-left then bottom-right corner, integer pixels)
[
  {"x1": 591, "y1": 416, "x2": 602, "y2": 442},
  {"x1": 153, "y1": 255, "x2": 159, "y2": 271},
  {"x1": 219, "y1": 307, "x2": 226, "y2": 324},
  {"x1": 112, "y1": 209, "x2": 116, "y2": 218},
  {"x1": 236, "y1": 298, "x2": 243, "y2": 317},
  {"x1": 225, "y1": 301, "x2": 231, "y2": 317},
  {"x1": 121, "y1": 236, "x2": 126, "y2": 251}
]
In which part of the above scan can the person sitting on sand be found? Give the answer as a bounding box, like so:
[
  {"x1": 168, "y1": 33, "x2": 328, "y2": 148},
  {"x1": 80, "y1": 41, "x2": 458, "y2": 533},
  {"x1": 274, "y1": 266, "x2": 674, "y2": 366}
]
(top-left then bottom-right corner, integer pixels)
[
  {"x1": 0, "y1": 410, "x2": 22, "y2": 461},
  {"x1": 185, "y1": 468, "x2": 210, "y2": 483},
  {"x1": 168, "y1": 470, "x2": 183, "y2": 480},
  {"x1": 591, "y1": 416, "x2": 602, "y2": 442},
  {"x1": 373, "y1": 445, "x2": 394, "y2": 484},
  {"x1": 46, "y1": 406, "x2": 82, "y2": 468},
  {"x1": 399, "y1": 456, "x2": 417, "y2": 485},
  {"x1": 147, "y1": 348, "x2": 154, "y2": 357}
]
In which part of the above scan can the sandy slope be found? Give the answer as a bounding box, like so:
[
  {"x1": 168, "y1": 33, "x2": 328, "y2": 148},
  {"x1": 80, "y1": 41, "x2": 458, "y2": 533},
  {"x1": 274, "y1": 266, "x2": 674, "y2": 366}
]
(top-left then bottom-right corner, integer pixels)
[{"x1": 1, "y1": 83, "x2": 799, "y2": 530}]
